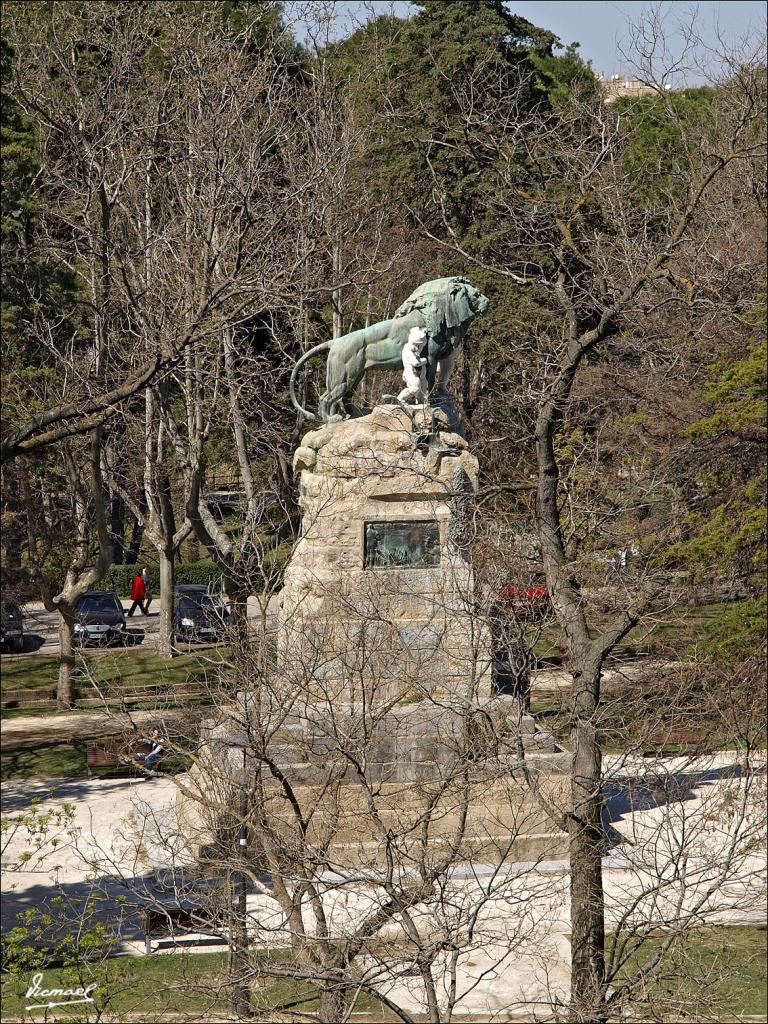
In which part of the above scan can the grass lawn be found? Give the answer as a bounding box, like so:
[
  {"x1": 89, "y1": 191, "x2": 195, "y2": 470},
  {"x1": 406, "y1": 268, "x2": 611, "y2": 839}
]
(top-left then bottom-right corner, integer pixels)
[
  {"x1": 613, "y1": 924, "x2": 768, "y2": 1019},
  {"x1": 621, "y1": 597, "x2": 766, "y2": 658},
  {"x1": 1, "y1": 743, "x2": 87, "y2": 780},
  {"x1": 1, "y1": 742, "x2": 192, "y2": 781},
  {"x1": 0, "y1": 649, "x2": 228, "y2": 715},
  {"x1": 1, "y1": 928, "x2": 762, "y2": 1020},
  {"x1": 530, "y1": 597, "x2": 766, "y2": 664},
  {"x1": 0, "y1": 950, "x2": 396, "y2": 1021},
  {"x1": 0, "y1": 649, "x2": 228, "y2": 780}
]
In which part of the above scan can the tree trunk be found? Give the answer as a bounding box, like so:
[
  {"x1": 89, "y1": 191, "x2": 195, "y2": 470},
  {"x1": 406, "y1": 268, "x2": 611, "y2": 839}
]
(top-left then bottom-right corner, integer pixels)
[
  {"x1": 158, "y1": 548, "x2": 175, "y2": 659},
  {"x1": 226, "y1": 581, "x2": 249, "y2": 647},
  {"x1": 186, "y1": 534, "x2": 200, "y2": 563},
  {"x1": 535, "y1": 372, "x2": 608, "y2": 1022},
  {"x1": 332, "y1": 240, "x2": 343, "y2": 340},
  {"x1": 126, "y1": 515, "x2": 144, "y2": 563},
  {"x1": 569, "y1": 662, "x2": 607, "y2": 1023},
  {"x1": 318, "y1": 974, "x2": 345, "y2": 1024},
  {"x1": 461, "y1": 349, "x2": 472, "y2": 422},
  {"x1": 110, "y1": 491, "x2": 126, "y2": 564},
  {"x1": 4, "y1": 487, "x2": 23, "y2": 569},
  {"x1": 4, "y1": 526, "x2": 23, "y2": 571},
  {"x1": 230, "y1": 779, "x2": 251, "y2": 1019},
  {"x1": 57, "y1": 605, "x2": 76, "y2": 710},
  {"x1": 55, "y1": 429, "x2": 112, "y2": 708}
]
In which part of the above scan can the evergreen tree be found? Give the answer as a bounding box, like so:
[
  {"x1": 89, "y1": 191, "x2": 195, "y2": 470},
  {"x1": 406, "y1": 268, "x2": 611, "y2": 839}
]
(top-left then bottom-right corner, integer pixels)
[
  {"x1": 0, "y1": 37, "x2": 82, "y2": 428},
  {"x1": 333, "y1": 0, "x2": 565, "y2": 225}
]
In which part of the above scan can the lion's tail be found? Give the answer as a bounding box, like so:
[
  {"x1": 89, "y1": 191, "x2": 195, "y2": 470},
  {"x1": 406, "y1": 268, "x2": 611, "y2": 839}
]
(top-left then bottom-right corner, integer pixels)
[{"x1": 289, "y1": 340, "x2": 332, "y2": 421}]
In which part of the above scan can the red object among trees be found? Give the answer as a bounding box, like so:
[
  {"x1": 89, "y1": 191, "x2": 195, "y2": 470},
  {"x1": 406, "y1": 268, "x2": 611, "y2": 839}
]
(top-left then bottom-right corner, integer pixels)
[
  {"x1": 498, "y1": 583, "x2": 549, "y2": 612},
  {"x1": 130, "y1": 574, "x2": 146, "y2": 602}
]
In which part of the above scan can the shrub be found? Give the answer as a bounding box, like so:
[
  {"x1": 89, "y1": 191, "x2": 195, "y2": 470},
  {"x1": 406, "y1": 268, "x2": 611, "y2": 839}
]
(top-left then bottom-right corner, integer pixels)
[
  {"x1": 103, "y1": 561, "x2": 223, "y2": 596},
  {"x1": 101, "y1": 550, "x2": 292, "y2": 597},
  {"x1": 176, "y1": 560, "x2": 225, "y2": 589},
  {"x1": 10, "y1": 548, "x2": 293, "y2": 602},
  {"x1": 697, "y1": 596, "x2": 767, "y2": 663}
]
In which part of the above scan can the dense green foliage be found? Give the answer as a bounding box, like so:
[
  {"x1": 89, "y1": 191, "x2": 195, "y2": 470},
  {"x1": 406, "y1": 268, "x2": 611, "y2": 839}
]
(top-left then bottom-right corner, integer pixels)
[
  {"x1": 351, "y1": 0, "x2": 555, "y2": 208},
  {"x1": 0, "y1": 39, "x2": 82, "y2": 424},
  {"x1": 331, "y1": 0, "x2": 594, "y2": 227},
  {"x1": 696, "y1": 595, "x2": 768, "y2": 663},
  {"x1": 617, "y1": 87, "x2": 717, "y2": 209},
  {"x1": 102, "y1": 560, "x2": 220, "y2": 597},
  {"x1": 665, "y1": 327, "x2": 767, "y2": 579}
]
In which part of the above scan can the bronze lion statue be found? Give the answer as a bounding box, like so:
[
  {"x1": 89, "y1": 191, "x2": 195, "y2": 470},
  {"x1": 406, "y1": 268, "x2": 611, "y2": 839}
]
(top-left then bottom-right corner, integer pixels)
[{"x1": 289, "y1": 276, "x2": 489, "y2": 422}]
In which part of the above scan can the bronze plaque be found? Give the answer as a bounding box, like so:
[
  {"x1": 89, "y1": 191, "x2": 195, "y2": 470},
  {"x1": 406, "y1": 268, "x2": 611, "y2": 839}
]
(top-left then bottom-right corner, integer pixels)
[{"x1": 364, "y1": 520, "x2": 441, "y2": 570}]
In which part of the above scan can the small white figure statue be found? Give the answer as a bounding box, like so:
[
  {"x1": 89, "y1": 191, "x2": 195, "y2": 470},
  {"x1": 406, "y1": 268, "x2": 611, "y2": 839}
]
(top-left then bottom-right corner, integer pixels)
[{"x1": 398, "y1": 326, "x2": 428, "y2": 405}]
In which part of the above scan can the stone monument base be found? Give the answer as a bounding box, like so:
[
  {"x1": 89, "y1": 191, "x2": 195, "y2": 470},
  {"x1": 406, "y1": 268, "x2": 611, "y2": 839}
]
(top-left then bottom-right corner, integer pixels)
[
  {"x1": 179, "y1": 402, "x2": 570, "y2": 868},
  {"x1": 280, "y1": 404, "x2": 491, "y2": 702},
  {"x1": 181, "y1": 692, "x2": 569, "y2": 871}
]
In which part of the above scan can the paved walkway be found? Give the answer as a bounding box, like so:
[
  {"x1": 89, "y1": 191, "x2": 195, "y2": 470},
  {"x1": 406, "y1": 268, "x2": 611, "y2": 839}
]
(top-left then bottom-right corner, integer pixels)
[
  {"x1": 2, "y1": 753, "x2": 765, "y2": 1019},
  {"x1": 1, "y1": 706, "x2": 205, "y2": 751}
]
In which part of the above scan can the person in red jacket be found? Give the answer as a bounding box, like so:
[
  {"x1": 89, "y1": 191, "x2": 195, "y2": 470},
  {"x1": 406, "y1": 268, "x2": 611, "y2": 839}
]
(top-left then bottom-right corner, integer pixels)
[{"x1": 128, "y1": 568, "x2": 148, "y2": 616}]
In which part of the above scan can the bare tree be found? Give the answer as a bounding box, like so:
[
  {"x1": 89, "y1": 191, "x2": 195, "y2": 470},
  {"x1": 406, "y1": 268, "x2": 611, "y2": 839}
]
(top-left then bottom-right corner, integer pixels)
[
  {"x1": 403, "y1": 15, "x2": 766, "y2": 1018},
  {"x1": 3, "y1": 3, "x2": 306, "y2": 657},
  {"x1": 10, "y1": 427, "x2": 115, "y2": 709},
  {"x1": 103, "y1": 392, "x2": 190, "y2": 657},
  {"x1": 162, "y1": 13, "x2": 408, "y2": 630},
  {"x1": 85, "y1": 526, "x2": 569, "y2": 1022}
]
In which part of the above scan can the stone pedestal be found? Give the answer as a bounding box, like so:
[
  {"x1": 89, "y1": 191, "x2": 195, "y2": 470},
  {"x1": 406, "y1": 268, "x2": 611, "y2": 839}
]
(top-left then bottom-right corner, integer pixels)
[
  {"x1": 184, "y1": 403, "x2": 568, "y2": 873},
  {"x1": 279, "y1": 404, "x2": 491, "y2": 702},
  {"x1": 201, "y1": 689, "x2": 569, "y2": 870}
]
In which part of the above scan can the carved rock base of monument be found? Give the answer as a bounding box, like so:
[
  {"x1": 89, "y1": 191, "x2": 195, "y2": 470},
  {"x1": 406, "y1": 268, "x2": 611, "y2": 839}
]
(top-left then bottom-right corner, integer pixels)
[
  {"x1": 182, "y1": 404, "x2": 568, "y2": 871},
  {"x1": 198, "y1": 689, "x2": 569, "y2": 870},
  {"x1": 280, "y1": 404, "x2": 490, "y2": 702}
]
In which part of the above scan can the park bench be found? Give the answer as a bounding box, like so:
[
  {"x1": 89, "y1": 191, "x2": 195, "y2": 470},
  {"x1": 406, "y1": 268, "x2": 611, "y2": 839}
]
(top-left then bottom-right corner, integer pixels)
[
  {"x1": 84, "y1": 738, "x2": 160, "y2": 777},
  {"x1": 143, "y1": 904, "x2": 226, "y2": 954},
  {"x1": 85, "y1": 744, "x2": 121, "y2": 772},
  {"x1": 641, "y1": 725, "x2": 713, "y2": 757},
  {"x1": 84, "y1": 740, "x2": 131, "y2": 776}
]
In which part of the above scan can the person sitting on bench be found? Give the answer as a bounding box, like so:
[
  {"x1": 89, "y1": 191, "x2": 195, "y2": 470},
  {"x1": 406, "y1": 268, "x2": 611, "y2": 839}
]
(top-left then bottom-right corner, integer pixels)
[{"x1": 134, "y1": 728, "x2": 165, "y2": 771}]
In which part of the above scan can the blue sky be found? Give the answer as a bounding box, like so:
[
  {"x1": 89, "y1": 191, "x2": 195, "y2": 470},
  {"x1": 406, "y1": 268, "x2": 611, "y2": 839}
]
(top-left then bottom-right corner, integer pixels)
[
  {"x1": 505, "y1": 1, "x2": 766, "y2": 76},
  {"x1": 287, "y1": 1, "x2": 766, "y2": 78}
]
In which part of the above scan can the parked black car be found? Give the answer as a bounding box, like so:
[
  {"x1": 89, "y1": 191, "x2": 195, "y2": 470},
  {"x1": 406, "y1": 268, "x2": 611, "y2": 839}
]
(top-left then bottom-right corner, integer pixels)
[
  {"x1": 0, "y1": 599, "x2": 24, "y2": 652},
  {"x1": 74, "y1": 591, "x2": 127, "y2": 646},
  {"x1": 173, "y1": 586, "x2": 230, "y2": 644}
]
